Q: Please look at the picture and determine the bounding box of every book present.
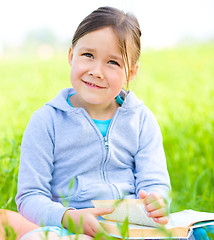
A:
[92,199,214,239]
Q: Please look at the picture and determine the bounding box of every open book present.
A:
[92,199,214,239]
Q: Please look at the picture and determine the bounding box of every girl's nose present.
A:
[88,63,104,79]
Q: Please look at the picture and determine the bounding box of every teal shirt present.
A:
[67,94,124,136]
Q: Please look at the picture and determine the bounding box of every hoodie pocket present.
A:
[53,176,83,203]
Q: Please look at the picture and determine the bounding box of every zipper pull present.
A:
[103,136,109,149]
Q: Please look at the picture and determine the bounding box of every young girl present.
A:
[15,6,171,240]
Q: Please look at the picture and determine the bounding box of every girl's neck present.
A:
[69,94,119,120]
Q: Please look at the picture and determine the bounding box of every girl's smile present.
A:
[82,80,106,89]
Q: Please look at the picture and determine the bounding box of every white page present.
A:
[166,210,214,229]
[93,199,159,227]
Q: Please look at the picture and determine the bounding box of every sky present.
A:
[0,0,214,49]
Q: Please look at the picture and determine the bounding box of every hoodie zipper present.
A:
[81,108,121,198]
[102,136,121,198]
[103,136,109,149]
[102,136,109,181]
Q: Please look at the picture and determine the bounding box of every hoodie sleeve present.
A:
[15,110,70,227]
[134,106,171,204]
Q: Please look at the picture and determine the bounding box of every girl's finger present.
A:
[144,192,162,204]
[91,207,114,216]
[139,190,148,200]
[145,198,166,212]
[153,216,169,225]
[147,207,168,218]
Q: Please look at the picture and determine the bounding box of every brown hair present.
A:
[71,6,141,87]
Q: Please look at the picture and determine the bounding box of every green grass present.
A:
[0,43,214,214]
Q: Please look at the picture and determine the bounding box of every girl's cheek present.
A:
[72,64,86,76]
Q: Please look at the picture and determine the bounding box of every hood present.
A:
[46,88,76,112]
[45,88,144,112]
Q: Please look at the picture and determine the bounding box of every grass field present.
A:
[0,42,214,215]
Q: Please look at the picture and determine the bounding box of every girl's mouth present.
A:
[82,80,105,89]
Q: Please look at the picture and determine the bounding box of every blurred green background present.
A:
[0,41,214,214]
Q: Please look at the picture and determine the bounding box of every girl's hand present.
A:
[62,207,114,237]
[139,190,169,225]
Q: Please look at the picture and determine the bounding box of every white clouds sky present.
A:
[0,0,214,48]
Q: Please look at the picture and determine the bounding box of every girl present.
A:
[15,6,171,240]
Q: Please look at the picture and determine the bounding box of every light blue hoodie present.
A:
[16,88,171,227]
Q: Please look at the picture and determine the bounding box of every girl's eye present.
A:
[108,60,120,66]
[82,53,94,59]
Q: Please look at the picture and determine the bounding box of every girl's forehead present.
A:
[74,27,121,52]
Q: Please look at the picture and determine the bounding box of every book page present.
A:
[92,199,159,228]
[166,210,214,229]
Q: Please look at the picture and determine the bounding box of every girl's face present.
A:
[68,27,137,110]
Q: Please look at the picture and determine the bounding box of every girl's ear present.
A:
[68,47,73,66]
[129,62,139,81]
[123,63,139,89]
